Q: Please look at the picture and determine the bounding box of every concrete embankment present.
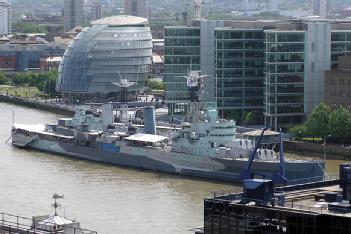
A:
[284,140,351,161]
[0,95,74,116]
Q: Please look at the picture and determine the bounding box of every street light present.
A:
[323,134,332,161]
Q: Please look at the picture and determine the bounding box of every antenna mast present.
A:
[112,74,135,103]
[179,66,207,122]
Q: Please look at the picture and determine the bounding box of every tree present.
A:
[305,103,331,139]
[329,107,351,141]
[43,76,57,97]
[289,124,309,140]
[145,79,164,90]
[12,70,58,94]
[12,22,48,34]
[0,72,8,85]
[244,111,255,125]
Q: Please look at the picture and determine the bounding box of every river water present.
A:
[0,103,346,234]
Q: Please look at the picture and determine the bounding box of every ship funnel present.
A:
[144,106,156,135]
[102,103,114,131]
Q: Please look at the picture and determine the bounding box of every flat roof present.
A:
[242,129,280,137]
[125,133,167,143]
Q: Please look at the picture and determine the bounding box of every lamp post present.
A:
[323,134,331,161]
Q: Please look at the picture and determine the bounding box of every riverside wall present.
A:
[284,140,351,160]
[0,95,74,116]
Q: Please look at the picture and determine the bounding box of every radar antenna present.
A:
[51,194,64,216]
[178,64,208,122]
[179,67,207,102]
[112,73,135,102]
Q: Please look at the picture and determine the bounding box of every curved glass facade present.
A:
[57,17,152,94]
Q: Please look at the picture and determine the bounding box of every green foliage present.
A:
[305,103,331,138]
[290,103,351,142]
[289,124,308,140]
[12,70,58,96]
[12,22,48,34]
[329,107,351,141]
[244,111,255,125]
[145,79,165,90]
[0,72,8,85]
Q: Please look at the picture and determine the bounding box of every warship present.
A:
[11,70,326,183]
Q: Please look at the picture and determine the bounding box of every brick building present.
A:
[325,56,351,110]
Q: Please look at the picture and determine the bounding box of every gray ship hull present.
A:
[12,134,325,183]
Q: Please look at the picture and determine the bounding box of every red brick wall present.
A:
[0,56,16,71]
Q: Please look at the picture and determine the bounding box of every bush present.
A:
[145,79,165,90]
[0,72,8,85]
[12,70,58,96]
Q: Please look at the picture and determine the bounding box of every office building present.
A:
[165,21,271,123]
[265,23,331,130]
[63,0,84,31]
[91,0,102,21]
[0,1,11,36]
[325,56,351,110]
[164,19,351,129]
[215,29,264,122]
[313,0,331,18]
[57,15,152,101]
[269,0,278,11]
[124,0,148,18]
[0,37,65,72]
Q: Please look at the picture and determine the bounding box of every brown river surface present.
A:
[0,103,347,234]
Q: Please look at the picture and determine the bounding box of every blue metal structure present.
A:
[240,127,287,185]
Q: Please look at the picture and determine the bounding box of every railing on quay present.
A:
[207,196,351,216]
[286,174,339,186]
[0,212,97,234]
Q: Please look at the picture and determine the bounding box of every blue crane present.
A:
[240,127,287,185]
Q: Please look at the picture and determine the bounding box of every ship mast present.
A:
[180,67,207,122]
[112,73,135,103]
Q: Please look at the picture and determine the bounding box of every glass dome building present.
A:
[56,15,152,100]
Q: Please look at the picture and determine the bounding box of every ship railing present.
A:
[0,212,97,234]
[281,200,351,216]
[211,187,243,200]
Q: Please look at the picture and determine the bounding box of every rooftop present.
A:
[125,133,168,143]
[91,15,148,27]
[242,129,280,137]
[210,182,351,218]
